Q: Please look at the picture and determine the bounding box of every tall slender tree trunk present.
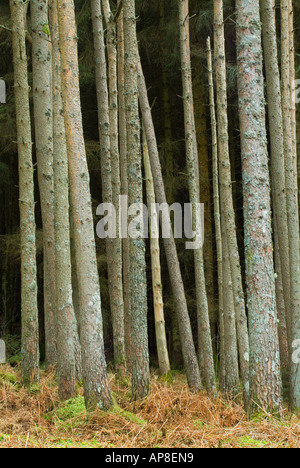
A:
[91,0,126,378]
[214,0,250,406]
[117,0,131,372]
[207,37,225,391]
[31,0,57,367]
[10,0,39,386]
[193,60,218,351]
[178,0,215,393]
[57,0,112,410]
[260,0,291,347]
[137,59,202,392]
[281,0,300,409]
[102,0,126,378]
[123,0,150,400]
[49,0,77,400]
[236,0,282,414]
[159,0,174,205]
[143,130,170,376]
[260,0,291,384]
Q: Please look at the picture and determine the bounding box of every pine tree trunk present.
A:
[260,0,291,354]
[117,1,131,372]
[57,0,112,410]
[281,0,300,409]
[102,0,126,378]
[10,0,39,386]
[91,0,126,378]
[137,60,202,392]
[193,60,218,352]
[49,0,77,400]
[143,130,170,376]
[123,0,150,400]
[207,37,225,392]
[31,0,57,367]
[178,0,215,393]
[159,0,174,205]
[214,0,250,406]
[236,0,283,414]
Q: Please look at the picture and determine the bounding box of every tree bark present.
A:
[57,0,112,410]
[281,0,300,409]
[143,129,170,376]
[10,0,39,386]
[123,0,150,400]
[214,0,250,406]
[49,0,77,400]
[137,59,202,392]
[117,0,131,372]
[260,0,291,387]
[31,0,57,367]
[178,0,216,394]
[207,37,225,392]
[91,0,126,378]
[236,0,283,414]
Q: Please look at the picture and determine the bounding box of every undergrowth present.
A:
[0,364,300,448]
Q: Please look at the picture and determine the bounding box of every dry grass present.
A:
[0,365,300,448]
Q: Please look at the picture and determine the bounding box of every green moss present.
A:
[237,435,269,448]
[27,383,41,395]
[52,396,86,422]
[157,370,173,384]
[0,372,18,386]
[109,395,147,426]
[194,420,210,429]
[42,24,50,37]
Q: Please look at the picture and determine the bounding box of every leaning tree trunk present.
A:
[137,59,202,392]
[10,0,39,386]
[31,0,57,367]
[281,0,300,409]
[236,0,283,414]
[49,0,77,400]
[57,0,112,411]
[178,0,215,394]
[214,0,250,407]
[123,0,150,401]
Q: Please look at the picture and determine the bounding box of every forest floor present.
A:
[0,364,300,448]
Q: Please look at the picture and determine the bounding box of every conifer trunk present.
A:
[10,0,39,386]
[214,0,250,405]
[117,1,131,371]
[31,0,57,367]
[207,37,225,391]
[178,0,215,393]
[49,0,77,400]
[260,0,291,351]
[123,0,150,400]
[57,0,112,410]
[143,130,170,376]
[281,0,300,408]
[91,0,126,378]
[237,0,282,414]
[137,59,202,392]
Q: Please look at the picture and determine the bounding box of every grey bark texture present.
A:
[10,0,39,386]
